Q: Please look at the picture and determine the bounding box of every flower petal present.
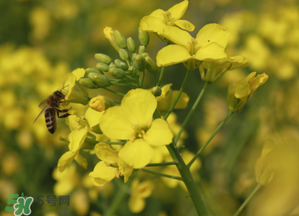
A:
[121,89,157,128]
[144,119,173,146]
[89,161,116,185]
[168,0,189,20]
[57,151,76,172]
[140,16,166,33]
[100,106,135,140]
[149,9,165,19]
[118,158,134,183]
[171,91,189,109]
[195,42,227,60]
[174,20,195,32]
[118,139,154,168]
[85,107,103,128]
[196,23,230,49]
[75,153,88,169]
[157,44,191,67]
[95,143,118,163]
[68,128,88,152]
[160,26,192,47]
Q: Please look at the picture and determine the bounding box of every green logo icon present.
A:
[5,193,34,216]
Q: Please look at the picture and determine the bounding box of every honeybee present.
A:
[34,90,72,134]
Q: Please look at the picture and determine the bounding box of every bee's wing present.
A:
[33,106,47,123]
[38,99,48,107]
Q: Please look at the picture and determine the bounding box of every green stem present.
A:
[174,82,208,146]
[140,168,182,181]
[167,143,208,215]
[146,161,178,167]
[140,70,145,88]
[164,70,191,120]
[104,172,136,216]
[233,184,261,216]
[188,111,233,168]
[102,87,125,97]
[157,66,165,86]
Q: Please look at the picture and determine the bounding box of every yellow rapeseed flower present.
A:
[227,72,268,112]
[89,143,133,186]
[140,0,194,35]
[156,24,230,71]
[100,89,173,168]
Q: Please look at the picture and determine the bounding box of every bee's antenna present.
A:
[60,85,69,90]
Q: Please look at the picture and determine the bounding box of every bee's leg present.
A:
[56,107,72,118]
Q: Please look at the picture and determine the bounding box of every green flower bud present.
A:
[138,27,150,46]
[85,67,104,75]
[88,72,111,87]
[145,56,158,75]
[138,45,146,54]
[112,29,127,49]
[109,67,126,79]
[127,37,136,52]
[119,48,129,60]
[96,63,109,72]
[115,59,128,71]
[95,53,112,65]
[109,62,117,68]
[141,52,150,58]
[79,78,99,89]
[134,54,146,71]
[151,86,162,97]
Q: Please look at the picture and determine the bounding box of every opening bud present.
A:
[138,27,149,46]
[95,53,112,65]
[127,37,136,52]
[89,95,115,112]
[112,29,127,49]
[88,72,111,87]
[138,45,146,54]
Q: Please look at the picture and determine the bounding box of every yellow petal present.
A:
[171,91,189,109]
[89,161,116,183]
[174,20,195,31]
[68,128,88,152]
[118,158,134,183]
[95,143,118,163]
[160,26,192,47]
[140,16,166,33]
[121,89,157,128]
[195,42,227,60]
[85,107,103,128]
[157,44,191,67]
[75,153,88,169]
[149,9,165,19]
[234,80,251,98]
[129,197,145,213]
[118,139,154,168]
[143,119,173,147]
[100,106,135,140]
[196,23,230,49]
[168,0,189,20]
[57,151,76,172]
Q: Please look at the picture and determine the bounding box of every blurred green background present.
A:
[1,0,299,215]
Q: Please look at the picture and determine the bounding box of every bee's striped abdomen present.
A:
[45,108,56,134]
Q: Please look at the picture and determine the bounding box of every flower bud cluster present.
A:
[79,27,158,89]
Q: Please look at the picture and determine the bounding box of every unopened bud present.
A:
[119,48,129,60]
[89,95,115,112]
[88,73,111,87]
[113,30,127,49]
[138,27,150,46]
[109,67,126,79]
[79,78,99,89]
[151,86,162,97]
[134,54,146,71]
[95,53,112,65]
[115,59,129,71]
[85,67,104,75]
[145,56,158,75]
[127,37,136,52]
[96,63,109,72]
[138,45,146,54]
[141,52,150,58]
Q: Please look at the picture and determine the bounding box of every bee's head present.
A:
[54,90,65,99]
